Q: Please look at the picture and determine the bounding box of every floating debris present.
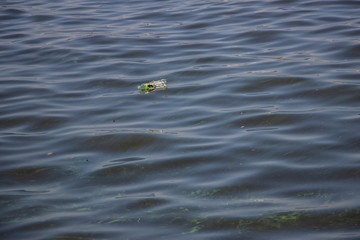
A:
[138,79,167,94]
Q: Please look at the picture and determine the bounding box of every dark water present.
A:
[1,0,360,239]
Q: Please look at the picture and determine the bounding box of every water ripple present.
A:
[1,0,360,239]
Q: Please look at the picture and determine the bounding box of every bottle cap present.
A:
[138,84,149,90]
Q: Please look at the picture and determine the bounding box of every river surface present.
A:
[1,0,360,239]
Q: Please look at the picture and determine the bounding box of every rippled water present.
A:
[1,0,360,239]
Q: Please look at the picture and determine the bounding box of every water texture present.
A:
[1,0,360,239]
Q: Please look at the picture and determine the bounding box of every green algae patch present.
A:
[77,208,92,212]
[189,188,221,198]
[183,208,360,234]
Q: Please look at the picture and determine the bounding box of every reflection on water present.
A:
[1,0,360,239]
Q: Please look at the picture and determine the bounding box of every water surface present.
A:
[1,0,360,239]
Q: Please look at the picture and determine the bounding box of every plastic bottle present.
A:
[138,79,167,92]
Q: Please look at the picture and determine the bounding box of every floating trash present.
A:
[138,79,167,93]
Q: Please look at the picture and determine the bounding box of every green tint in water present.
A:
[184,208,360,234]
